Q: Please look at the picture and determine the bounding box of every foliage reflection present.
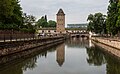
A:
[86,45,120,74]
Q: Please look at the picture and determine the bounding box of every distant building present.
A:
[37,9,88,34]
[67,24,88,29]
[38,28,56,34]
[56,9,65,33]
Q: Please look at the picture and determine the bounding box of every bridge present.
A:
[67,31,90,38]
[70,32,89,38]
[37,27,90,38]
[38,29,90,38]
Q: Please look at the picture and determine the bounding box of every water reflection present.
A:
[0,46,57,74]
[106,56,120,74]
[87,45,120,74]
[86,46,106,66]
[0,38,120,74]
[56,43,65,67]
[66,38,89,48]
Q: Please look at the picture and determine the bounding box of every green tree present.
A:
[87,13,106,34]
[21,13,36,33]
[23,13,36,26]
[11,0,23,27]
[87,14,94,32]
[0,0,23,30]
[36,16,48,28]
[48,20,56,27]
[116,1,120,37]
[106,0,119,36]
[45,15,47,22]
[0,0,14,24]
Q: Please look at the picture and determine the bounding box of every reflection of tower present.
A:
[56,8,65,33]
[56,43,65,67]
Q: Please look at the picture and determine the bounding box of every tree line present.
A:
[0,0,56,33]
[87,0,120,37]
[36,15,56,28]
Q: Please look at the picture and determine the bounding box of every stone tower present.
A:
[56,9,65,33]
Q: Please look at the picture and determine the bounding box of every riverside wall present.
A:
[0,40,64,65]
[0,36,65,57]
[92,37,120,58]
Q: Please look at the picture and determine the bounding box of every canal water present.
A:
[0,38,120,74]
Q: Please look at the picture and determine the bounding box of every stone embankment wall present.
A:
[0,36,65,57]
[0,40,63,64]
[92,37,120,58]
[92,37,120,49]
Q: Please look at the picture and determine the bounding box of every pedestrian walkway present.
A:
[0,38,34,42]
[0,35,64,43]
[92,37,120,50]
[100,37,120,42]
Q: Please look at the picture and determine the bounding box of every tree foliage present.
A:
[48,20,56,27]
[106,0,119,35]
[23,13,36,25]
[45,15,47,22]
[21,13,36,33]
[87,0,120,36]
[0,0,37,33]
[0,0,23,25]
[0,0,14,24]
[36,15,56,28]
[0,0,23,30]
[87,13,106,34]
[116,1,120,34]
[36,16,47,28]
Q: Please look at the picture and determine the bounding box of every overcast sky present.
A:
[20,0,109,25]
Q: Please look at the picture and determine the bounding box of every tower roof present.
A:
[57,9,65,15]
[57,60,64,67]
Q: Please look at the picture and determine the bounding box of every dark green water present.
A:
[0,38,120,74]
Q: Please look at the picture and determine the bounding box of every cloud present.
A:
[20,0,109,25]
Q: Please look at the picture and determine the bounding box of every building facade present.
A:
[56,9,65,33]
[67,24,88,28]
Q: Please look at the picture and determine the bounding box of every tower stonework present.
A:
[56,9,65,33]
